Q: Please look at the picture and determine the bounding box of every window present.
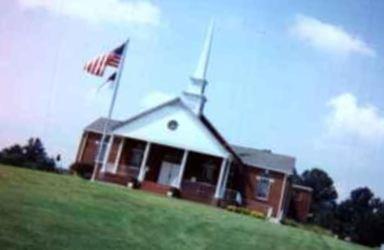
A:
[167,120,178,131]
[202,161,216,184]
[256,176,271,200]
[128,145,144,167]
[163,154,179,163]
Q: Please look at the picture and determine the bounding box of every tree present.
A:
[299,168,338,228]
[0,144,25,166]
[0,138,56,172]
[335,187,384,247]
[289,167,384,247]
[24,138,47,162]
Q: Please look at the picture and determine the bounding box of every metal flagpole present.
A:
[91,39,130,181]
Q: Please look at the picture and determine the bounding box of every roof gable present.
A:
[111,99,230,157]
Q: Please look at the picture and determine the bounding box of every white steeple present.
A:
[182,21,214,115]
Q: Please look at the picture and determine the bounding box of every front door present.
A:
[158,161,180,187]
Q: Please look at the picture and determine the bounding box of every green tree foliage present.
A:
[0,138,56,172]
[293,168,338,228]
[292,167,384,247]
[335,187,384,247]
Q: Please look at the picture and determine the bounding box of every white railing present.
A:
[104,163,115,173]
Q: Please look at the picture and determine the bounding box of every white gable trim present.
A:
[110,99,231,158]
[114,98,181,130]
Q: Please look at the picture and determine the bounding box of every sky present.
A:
[0,0,383,199]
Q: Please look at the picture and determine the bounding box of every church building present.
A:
[75,25,312,221]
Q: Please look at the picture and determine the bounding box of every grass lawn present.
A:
[0,165,369,250]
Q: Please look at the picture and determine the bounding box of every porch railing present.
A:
[223,188,238,203]
[124,165,140,178]
[104,164,140,179]
[181,180,216,199]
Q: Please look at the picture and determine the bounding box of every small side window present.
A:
[256,176,271,200]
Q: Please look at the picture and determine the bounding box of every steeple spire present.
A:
[183,21,215,115]
[192,20,214,81]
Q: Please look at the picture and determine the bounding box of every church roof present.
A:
[231,145,295,175]
[84,117,123,133]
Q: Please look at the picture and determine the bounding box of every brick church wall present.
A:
[241,166,288,217]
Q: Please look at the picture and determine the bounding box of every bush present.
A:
[226,205,266,220]
[250,211,265,219]
[69,162,94,179]
[282,218,301,228]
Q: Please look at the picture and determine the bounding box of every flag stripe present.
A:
[84,43,125,77]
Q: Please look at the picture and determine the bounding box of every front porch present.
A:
[95,135,235,205]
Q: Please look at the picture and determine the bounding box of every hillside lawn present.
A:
[0,165,369,250]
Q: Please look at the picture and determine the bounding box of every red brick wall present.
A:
[79,132,102,164]
[107,137,122,164]
[241,166,287,217]
[76,132,291,217]
[291,187,312,222]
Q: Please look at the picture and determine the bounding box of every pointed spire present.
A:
[182,21,215,115]
[192,20,214,81]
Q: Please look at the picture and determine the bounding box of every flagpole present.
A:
[91,39,130,181]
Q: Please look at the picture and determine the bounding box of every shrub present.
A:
[226,206,266,220]
[282,218,300,228]
[250,211,265,219]
[69,162,94,179]
[227,205,237,212]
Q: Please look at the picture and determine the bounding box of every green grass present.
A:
[0,165,369,250]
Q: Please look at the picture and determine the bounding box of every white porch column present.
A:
[138,142,151,182]
[277,174,288,220]
[76,132,88,162]
[113,138,125,174]
[175,150,189,189]
[101,135,114,172]
[214,158,228,199]
[219,160,231,198]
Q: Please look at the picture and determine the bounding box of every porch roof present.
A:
[84,117,123,133]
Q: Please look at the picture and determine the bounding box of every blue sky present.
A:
[0,0,383,199]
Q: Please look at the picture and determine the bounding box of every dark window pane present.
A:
[256,178,270,199]
[128,148,144,167]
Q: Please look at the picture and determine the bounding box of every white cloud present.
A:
[17,0,161,26]
[326,93,384,141]
[290,14,375,57]
[140,91,175,109]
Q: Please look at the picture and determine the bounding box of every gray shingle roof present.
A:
[230,145,295,175]
[84,117,123,133]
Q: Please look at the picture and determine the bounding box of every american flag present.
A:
[84,43,125,77]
